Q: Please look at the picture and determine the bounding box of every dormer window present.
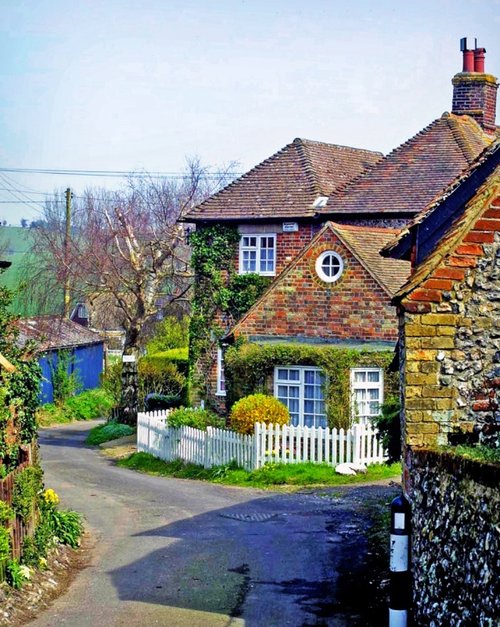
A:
[313,196,329,208]
[239,234,276,276]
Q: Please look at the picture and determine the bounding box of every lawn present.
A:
[117,452,401,489]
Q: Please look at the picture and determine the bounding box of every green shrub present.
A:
[100,361,122,403]
[37,389,115,426]
[148,348,189,376]
[50,350,82,402]
[144,393,181,411]
[168,407,224,431]
[0,526,11,562]
[230,394,290,435]
[51,509,83,548]
[0,501,14,524]
[146,315,189,354]
[6,559,26,589]
[370,396,401,463]
[64,388,115,420]
[12,466,43,521]
[86,422,135,446]
[138,357,186,409]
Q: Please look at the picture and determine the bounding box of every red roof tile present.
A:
[332,224,411,295]
[325,114,495,216]
[184,138,382,221]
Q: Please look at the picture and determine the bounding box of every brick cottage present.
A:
[184,40,498,428]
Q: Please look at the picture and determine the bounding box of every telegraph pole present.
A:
[63,187,72,316]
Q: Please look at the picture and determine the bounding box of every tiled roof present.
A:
[382,139,500,261]
[332,224,411,295]
[184,138,382,221]
[388,142,500,300]
[16,316,103,352]
[325,113,495,216]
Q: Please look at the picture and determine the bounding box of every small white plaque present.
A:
[122,355,136,363]
[394,512,406,530]
[282,222,298,232]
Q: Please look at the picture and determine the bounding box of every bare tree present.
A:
[23,159,236,423]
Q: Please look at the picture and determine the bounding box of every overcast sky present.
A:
[1,0,499,225]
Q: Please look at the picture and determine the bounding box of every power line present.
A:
[0,167,243,179]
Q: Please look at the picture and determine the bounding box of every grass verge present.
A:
[86,422,136,446]
[37,389,115,427]
[117,453,401,488]
[443,444,500,464]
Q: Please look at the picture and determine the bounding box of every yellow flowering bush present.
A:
[229,394,290,435]
[42,489,59,506]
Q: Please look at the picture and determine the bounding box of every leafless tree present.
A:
[23,158,236,422]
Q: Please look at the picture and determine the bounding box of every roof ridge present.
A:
[295,139,322,196]
[446,113,485,163]
[299,137,383,158]
[334,224,400,234]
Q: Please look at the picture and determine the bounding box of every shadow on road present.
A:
[107,484,396,626]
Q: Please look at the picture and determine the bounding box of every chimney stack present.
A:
[452,37,498,134]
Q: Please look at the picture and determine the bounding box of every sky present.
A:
[1,0,499,225]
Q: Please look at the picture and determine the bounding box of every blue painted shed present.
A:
[16,316,104,404]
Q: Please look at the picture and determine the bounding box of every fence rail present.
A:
[137,411,386,471]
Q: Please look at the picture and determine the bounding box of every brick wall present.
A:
[400,192,500,448]
[237,228,398,342]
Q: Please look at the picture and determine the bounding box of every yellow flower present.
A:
[38,557,47,569]
[43,489,59,506]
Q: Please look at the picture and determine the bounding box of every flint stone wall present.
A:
[407,447,499,626]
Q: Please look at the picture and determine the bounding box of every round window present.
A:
[315,251,344,283]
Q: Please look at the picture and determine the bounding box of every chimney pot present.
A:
[474,48,486,73]
[463,49,474,72]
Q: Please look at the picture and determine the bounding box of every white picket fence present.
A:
[137,411,386,471]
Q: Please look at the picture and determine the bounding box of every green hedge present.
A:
[224,342,397,430]
[145,348,189,376]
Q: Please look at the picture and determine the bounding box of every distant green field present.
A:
[0,226,62,316]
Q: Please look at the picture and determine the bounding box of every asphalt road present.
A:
[31,421,395,627]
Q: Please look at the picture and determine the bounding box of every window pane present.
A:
[367,371,380,382]
[303,414,314,427]
[277,369,289,380]
[304,399,314,414]
[354,371,366,383]
[289,370,300,381]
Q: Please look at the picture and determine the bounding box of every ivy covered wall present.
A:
[188,225,270,403]
[224,341,397,429]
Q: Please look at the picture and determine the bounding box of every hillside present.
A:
[0,226,62,316]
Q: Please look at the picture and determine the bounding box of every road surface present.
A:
[31,421,395,626]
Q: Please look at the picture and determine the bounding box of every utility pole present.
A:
[63,187,72,317]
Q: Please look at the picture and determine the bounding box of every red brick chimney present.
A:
[452,37,498,134]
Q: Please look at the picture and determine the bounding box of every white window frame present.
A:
[239,234,276,276]
[274,366,327,428]
[216,348,226,396]
[350,368,384,425]
[315,250,344,283]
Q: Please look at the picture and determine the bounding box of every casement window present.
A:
[216,349,226,396]
[239,234,276,276]
[274,366,327,428]
[350,368,383,425]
